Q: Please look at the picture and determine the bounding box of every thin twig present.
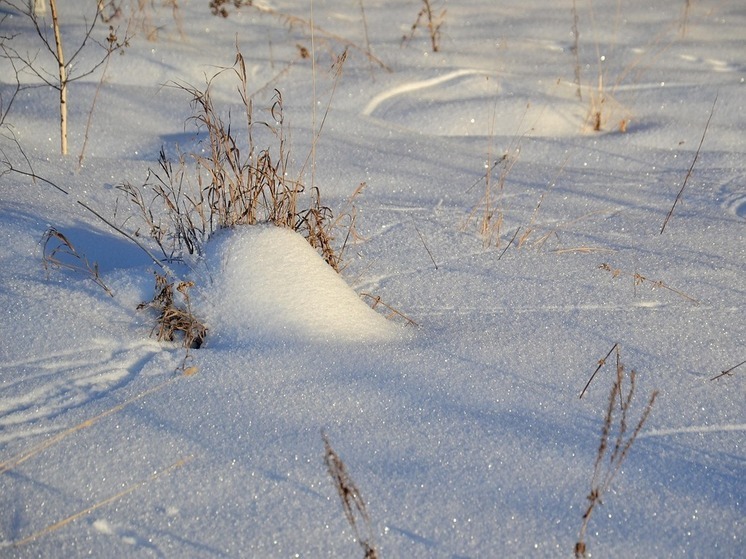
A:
[580,343,619,399]
[497,226,520,260]
[361,293,419,326]
[412,220,438,270]
[41,227,114,297]
[77,199,169,273]
[661,93,718,234]
[710,359,746,381]
[12,456,193,547]
[599,263,699,305]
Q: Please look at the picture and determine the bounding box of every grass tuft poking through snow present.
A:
[576,346,659,558]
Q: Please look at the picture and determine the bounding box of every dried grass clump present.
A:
[120,51,349,271]
[569,0,683,133]
[575,345,658,558]
[138,273,206,349]
[463,148,517,248]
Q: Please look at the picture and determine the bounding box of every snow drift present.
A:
[202,226,399,344]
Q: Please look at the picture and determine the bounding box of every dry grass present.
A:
[120,50,347,271]
[323,432,379,559]
[119,47,376,348]
[710,359,745,382]
[11,456,193,547]
[599,262,699,304]
[463,148,518,248]
[575,345,658,557]
[41,227,114,297]
[679,0,692,37]
[137,273,207,349]
[402,0,446,53]
[0,365,194,477]
[209,0,389,70]
[473,153,613,256]
[570,0,683,133]
[660,93,717,234]
[360,293,419,327]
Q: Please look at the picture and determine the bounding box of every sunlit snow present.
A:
[203,225,399,344]
[0,1,743,558]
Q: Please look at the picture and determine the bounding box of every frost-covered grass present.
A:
[0,1,744,557]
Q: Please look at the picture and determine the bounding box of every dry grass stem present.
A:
[210,0,390,70]
[412,220,438,270]
[41,227,113,297]
[514,156,571,251]
[322,433,379,559]
[1,0,129,154]
[515,207,611,254]
[464,150,518,248]
[680,0,692,37]
[660,93,717,234]
[12,456,193,547]
[710,359,745,381]
[571,0,582,100]
[599,263,699,304]
[552,246,615,254]
[575,345,658,557]
[403,0,446,53]
[78,21,134,167]
[579,343,619,399]
[0,370,191,476]
[2,129,169,272]
[571,1,681,132]
[361,293,419,327]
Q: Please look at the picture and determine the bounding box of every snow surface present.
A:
[0,1,744,558]
[203,226,400,344]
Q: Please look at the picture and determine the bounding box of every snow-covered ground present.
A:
[1,1,744,557]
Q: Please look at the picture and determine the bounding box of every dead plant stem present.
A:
[661,93,718,234]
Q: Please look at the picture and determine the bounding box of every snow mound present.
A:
[203,226,399,344]
[363,70,590,137]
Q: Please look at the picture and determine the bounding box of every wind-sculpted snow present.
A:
[0,1,744,557]
[202,226,400,344]
[362,69,590,137]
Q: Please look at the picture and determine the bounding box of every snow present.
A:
[202,225,400,344]
[0,1,744,558]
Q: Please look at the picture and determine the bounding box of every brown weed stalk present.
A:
[361,293,419,327]
[710,359,746,381]
[323,432,379,559]
[463,149,517,248]
[576,346,658,557]
[403,0,446,53]
[660,93,717,234]
[209,0,389,70]
[599,263,699,304]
